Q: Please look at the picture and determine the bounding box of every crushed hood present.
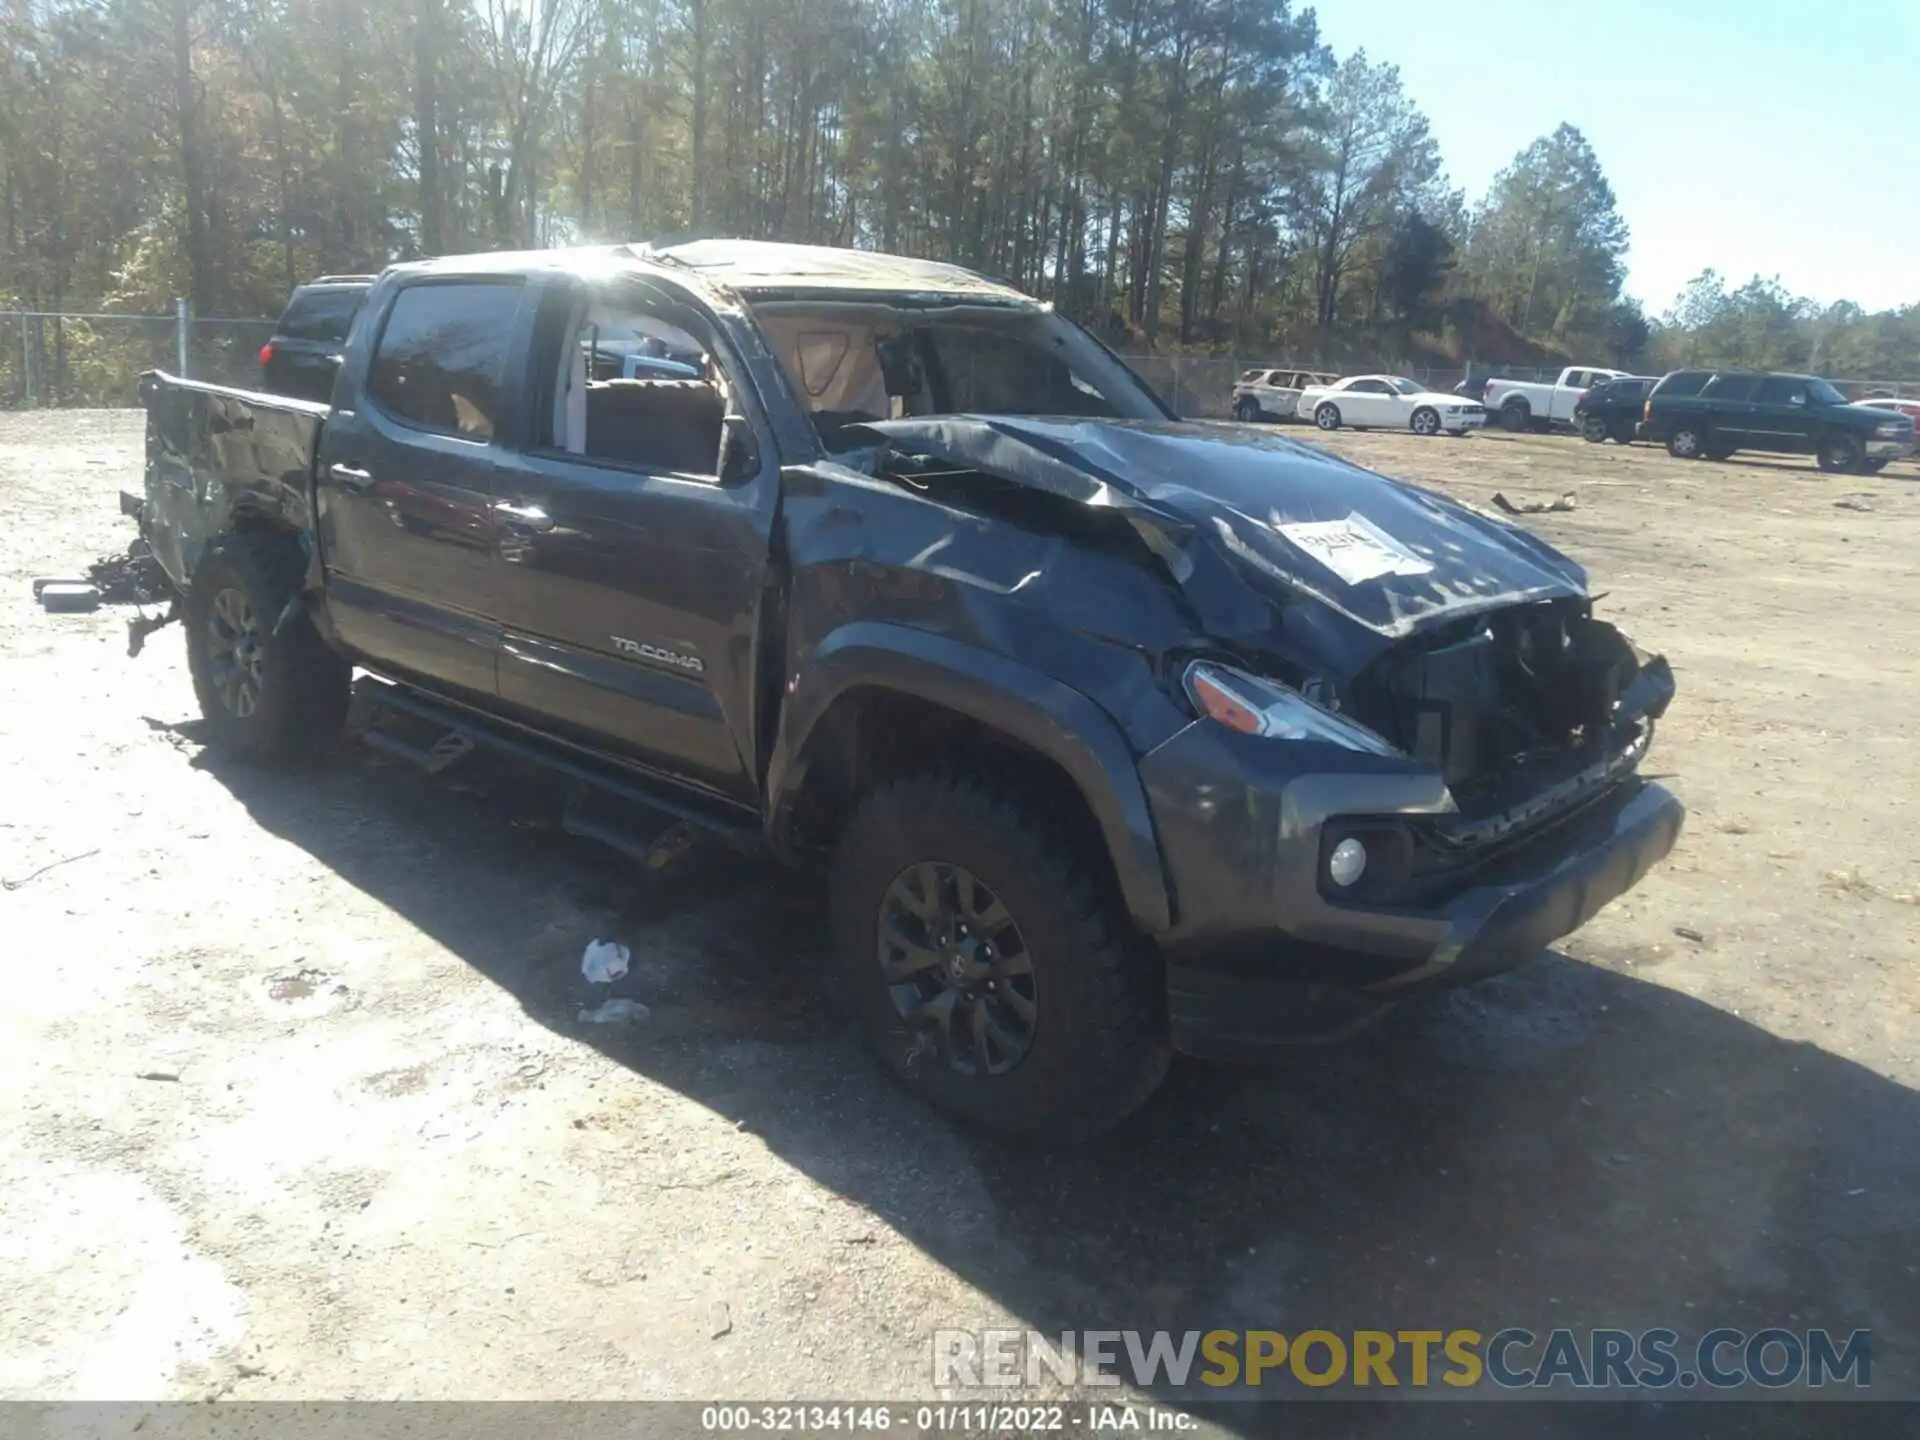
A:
[854,416,1589,661]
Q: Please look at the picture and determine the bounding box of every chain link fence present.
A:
[2,309,275,408]
[5,311,1918,415]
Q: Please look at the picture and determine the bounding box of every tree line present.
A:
[4,0,1917,402]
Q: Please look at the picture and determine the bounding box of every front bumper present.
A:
[1139,724,1684,1061]
[1866,437,1915,460]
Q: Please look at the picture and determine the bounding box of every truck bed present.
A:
[136,371,329,593]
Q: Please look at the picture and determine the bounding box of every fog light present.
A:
[1328,837,1368,888]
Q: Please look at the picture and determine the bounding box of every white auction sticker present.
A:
[1276,512,1436,585]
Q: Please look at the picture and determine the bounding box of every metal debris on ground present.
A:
[87,540,170,603]
[1492,491,1578,515]
[2,848,101,891]
[581,940,631,984]
[37,582,102,612]
[710,1301,733,1339]
[1673,925,1707,943]
[1833,497,1875,512]
[578,997,649,1025]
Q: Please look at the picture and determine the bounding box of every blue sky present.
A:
[1310,0,1920,316]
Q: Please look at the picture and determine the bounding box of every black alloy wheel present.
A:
[878,860,1037,1077]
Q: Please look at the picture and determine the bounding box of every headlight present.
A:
[1182,660,1402,754]
[1876,421,1902,437]
[1445,405,1461,414]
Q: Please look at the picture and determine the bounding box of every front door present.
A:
[1750,374,1816,453]
[316,277,528,699]
[1343,379,1393,424]
[489,278,779,806]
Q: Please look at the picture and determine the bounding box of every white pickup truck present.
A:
[1483,366,1625,433]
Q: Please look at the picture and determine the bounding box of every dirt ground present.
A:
[1,410,1916,1428]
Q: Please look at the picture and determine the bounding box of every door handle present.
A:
[492,501,554,533]
[328,463,375,492]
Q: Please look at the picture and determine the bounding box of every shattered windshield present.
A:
[748,298,1170,447]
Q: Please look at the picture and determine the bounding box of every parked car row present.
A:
[1224,358,1916,475]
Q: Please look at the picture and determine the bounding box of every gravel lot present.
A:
[1,411,1916,1428]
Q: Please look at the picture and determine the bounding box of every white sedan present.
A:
[1298,374,1487,437]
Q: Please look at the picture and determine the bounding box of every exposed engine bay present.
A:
[1347,597,1674,820]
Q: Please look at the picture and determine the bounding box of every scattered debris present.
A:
[1492,491,1578,516]
[136,1070,182,1083]
[709,1301,733,1339]
[87,542,170,603]
[37,582,102,612]
[1833,496,1875,513]
[578,997,650,1026]
[2,848,101,891]
[267,968,333,1001]
[32,576,90,597]
[581,939,631,984]
[1847,1188,1867,1198]
[1673,925,1707,943]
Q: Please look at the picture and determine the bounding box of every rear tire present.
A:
[1410,406,1440,437]
[1818,431,1866,474]
[829,774,1170,1141]
[1499,401,1530,433]
[1667,425,1705,460]
[1314,403,1341,431]
[185,532,350,759]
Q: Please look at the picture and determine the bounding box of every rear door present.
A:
[316,276,528,699]
[1556,369,1590,422]
[1699,373,1760,449]
[487,274,780,806]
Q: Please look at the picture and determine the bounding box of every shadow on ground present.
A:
[195,737,1919,1437]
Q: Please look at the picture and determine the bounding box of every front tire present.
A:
[185,533,350,759]
[1581,415,1609,443]
[1234,398,1261,423]
[1314,403,1341,431]
[1667,425,1704,460]
[1818,431,1865,474]
[1410,406,1440,437]
[829,774,1170,1141]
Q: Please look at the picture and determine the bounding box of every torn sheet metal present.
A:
[852,416,1589,652]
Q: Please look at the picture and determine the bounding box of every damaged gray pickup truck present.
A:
[130,240,1683,1139]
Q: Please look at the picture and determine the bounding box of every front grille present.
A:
[1461,405,1486,416]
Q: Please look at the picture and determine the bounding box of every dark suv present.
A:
[1641,369,1916,473]
[258,276,372,402]
[1574,375,1654,444]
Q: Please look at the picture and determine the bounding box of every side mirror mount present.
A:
[720,413,759,482]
